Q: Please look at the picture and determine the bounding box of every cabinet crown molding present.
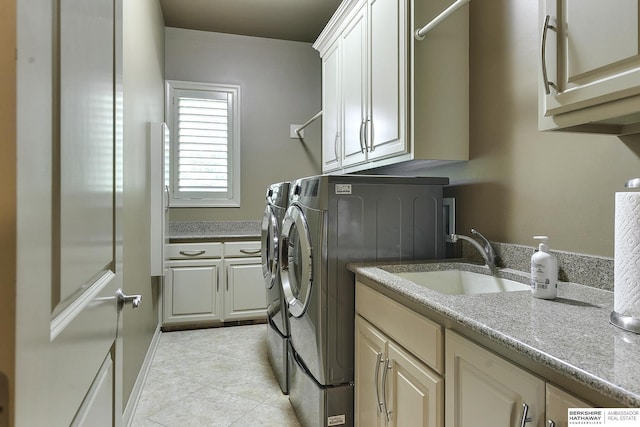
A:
[313,0,363,54]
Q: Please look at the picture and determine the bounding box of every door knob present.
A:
[116,289,142,308]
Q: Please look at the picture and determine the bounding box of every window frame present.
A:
[165,80,241,208]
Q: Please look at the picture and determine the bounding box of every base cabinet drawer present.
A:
[356,281,443,374]
[224,241,262,257]
[167,242,222,259]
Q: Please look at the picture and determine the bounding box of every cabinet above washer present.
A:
[314,0,469,174]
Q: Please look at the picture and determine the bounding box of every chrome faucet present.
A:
[450,228,497,270]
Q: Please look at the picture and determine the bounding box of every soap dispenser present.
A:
[530,236,558,299]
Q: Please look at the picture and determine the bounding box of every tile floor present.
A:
[131,324,301,427]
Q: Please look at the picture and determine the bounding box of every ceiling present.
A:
[159,0,343,43]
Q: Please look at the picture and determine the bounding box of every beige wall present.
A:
[122,0,165,408]
[407,0,640,258]
[1,0,16,423]
[164,28,322,222]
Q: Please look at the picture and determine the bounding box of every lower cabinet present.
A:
[355,316,387,427]
[546,384,593,427]
[355,282,444,427]
[356,317,443,427]
[223,257,265,321]
[445,330,545,427]
[355,281,602,427]
[388,341,442,427]
[164,258,223,325]
[163,241,266,328]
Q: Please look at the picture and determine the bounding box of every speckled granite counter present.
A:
[169,221,261,242]
[348,260,640,407]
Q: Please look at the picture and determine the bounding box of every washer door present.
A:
[280,205,313,318]
[261,204,279,290]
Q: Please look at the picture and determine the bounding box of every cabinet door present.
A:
[163,259,222,325]
[387,342,443,427]
[224,257,267,321]
[445,330,545,427]
[322,39,342,172]
[368,0,407,160]
[546,384,593,427]
[541,0,640,117]
[341,3,369,168]
[355,316,387,427]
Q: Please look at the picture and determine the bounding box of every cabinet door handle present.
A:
[382,358,392,422]
[179,250,205,257]
[520,403,533,427]
[374,352,384,413]
[334,132,340,163]
[541,14,557,95]
[547,421,556,427]
[366,118,374,152]
[240,249,261,255]
[359,118,366,153]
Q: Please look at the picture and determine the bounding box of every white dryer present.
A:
[261,181,290,394]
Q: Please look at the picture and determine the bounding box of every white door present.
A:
[16,0,133,425]
[224,258,267,321]
[541,0,640,116]
[355,316,387,427]
[322,40,342,172]
[341,3,368,168]
[546,384,593,427]
[445,331,545,427]
[368,0,407,160]
[165,261,222,323]
[387,342,443,427]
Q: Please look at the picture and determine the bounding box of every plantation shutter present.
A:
[167,82,241,207]
[175,88,230,197]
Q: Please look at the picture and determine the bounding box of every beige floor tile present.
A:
[230,399,301,427]
[148,385,261,426]
[131,324,298,427]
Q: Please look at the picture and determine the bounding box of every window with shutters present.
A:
[165,80,241,207]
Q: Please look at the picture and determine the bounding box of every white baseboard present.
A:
[122,324,162,427]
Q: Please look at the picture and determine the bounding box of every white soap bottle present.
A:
[530,236,558,299]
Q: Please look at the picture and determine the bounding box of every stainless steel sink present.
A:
[393,269,530,295]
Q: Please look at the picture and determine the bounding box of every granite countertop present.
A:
[348,260,640,407]
[169,221,261,241]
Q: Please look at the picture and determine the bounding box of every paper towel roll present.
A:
[614,192,640,318]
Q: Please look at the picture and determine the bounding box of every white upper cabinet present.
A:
[341,2,369,168]
[322,40,342,172]
[368,0,407,161]
[314,0,467,173]
[539,0,640,134]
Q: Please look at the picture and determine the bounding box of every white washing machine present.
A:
[280,174,449,426]
[261,181,291,394]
